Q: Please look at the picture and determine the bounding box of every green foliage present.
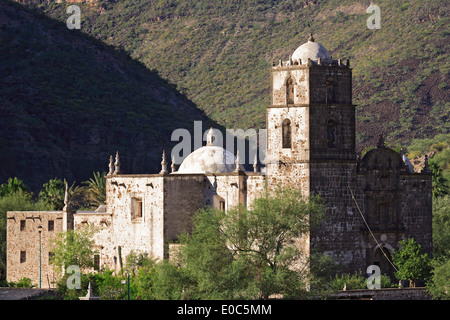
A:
[0,177,28,197]
[329,272,367,291]
[328,272,395,291]
[38,178,66,210]
[13,0,448,149]
[171,187,327,299]
[49,225,98,275]
[15,277,34,288]
[427,258,450,300]
[151,261,189,300]
[94,269,128,300]
[392,238,432,287]
[408,134,450,159]
[430,161,450,198]
[380,274,397,288]
[81,172,106,208]
[56,272,94,300]
[432,195,450,259]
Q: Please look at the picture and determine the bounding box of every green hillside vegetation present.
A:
[21,0,450,150]
[407,133,450,186]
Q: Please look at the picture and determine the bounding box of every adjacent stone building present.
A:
[6,35,432,288]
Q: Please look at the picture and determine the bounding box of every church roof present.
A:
[176,145,240,174]
[176,128,244,174]
[292,34,332,63]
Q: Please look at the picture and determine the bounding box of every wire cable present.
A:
[347,184,399,272]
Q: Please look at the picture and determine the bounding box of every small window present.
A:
[219,200,225,211]
[48,220,54,231]
[20,220,26,231]
[282,119,292,149]
[286,76,295,104]
[20,251,26,263]
[131,197,143,221]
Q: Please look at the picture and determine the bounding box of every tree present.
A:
[0,177,28,197]
[172,187,326,299]
[38,178,66,210]
[49,225,98,275]
[427,258,450,300]
[432,195,450,259]
[82,172,106,208]
[430,161,449,198]
[392,238,431,287]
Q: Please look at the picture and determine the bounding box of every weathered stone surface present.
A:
[6,211,66,288]
[6,38,432,288]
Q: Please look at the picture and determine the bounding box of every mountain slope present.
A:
[19,0,450,151]
[0,0,211,192]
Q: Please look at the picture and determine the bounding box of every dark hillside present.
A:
[0,0,211,192]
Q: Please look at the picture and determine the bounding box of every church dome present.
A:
[292,34,331,63]
[176,128,244,174]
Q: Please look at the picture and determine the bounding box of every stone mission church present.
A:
[7,35,432,288]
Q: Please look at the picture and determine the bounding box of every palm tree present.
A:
[82,172,106,208]
[0,177,28,197]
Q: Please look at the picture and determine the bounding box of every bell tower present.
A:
[266,34,356,195]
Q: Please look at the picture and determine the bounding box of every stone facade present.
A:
[6,36,432,288]
[6,210,70,287]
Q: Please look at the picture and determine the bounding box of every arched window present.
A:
[327,119,337,148]
[286,76,295,104]
[282,119,292,149]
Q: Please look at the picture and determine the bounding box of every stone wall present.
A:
[309,66,352,105]
[310,162,366,273]
[356,147,433,277]
[73,211,113,270]
[104,175,165,267]
[266,104,310,195]
[399,173,433,254]
[271,67,310,105]
[309,104,356,160]
[7,211,64,288]
[164,174,205,244]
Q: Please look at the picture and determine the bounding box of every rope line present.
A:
[347,185,399,272]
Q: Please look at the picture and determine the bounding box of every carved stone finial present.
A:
[377,134,385,148]
[253,153,259,173]
[114,151,120,175]
[160,150,168,174]
[206,127,215,146]
[422,154,431,173]
[63,180,70,212]
[108,155,114,176]
[235,151,241,172]
[64,180,69,207]
[171,154,177,173]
